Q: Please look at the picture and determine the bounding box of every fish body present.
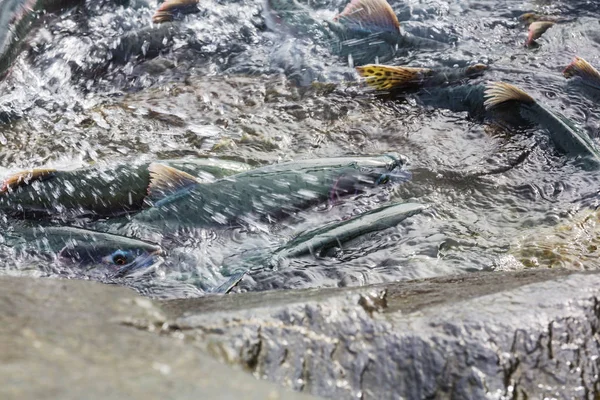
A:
[0,158,250,219]
[2,224,162,278]
[216,201,425,293]
[264,0,448,66]
[272,201,426,259]
[484,82,600,165]
[133,154,408,230]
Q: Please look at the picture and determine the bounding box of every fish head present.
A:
[56,231,163,278]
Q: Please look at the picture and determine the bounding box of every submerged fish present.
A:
[0,0,82,78]
[484,82,600,165]
[264,0,448,66]
[357,66,525,122]
[131,154,408,231]
[218,201,426,292]
[563,56,600,102]
[0,158,250,219]
[3,225,162,278]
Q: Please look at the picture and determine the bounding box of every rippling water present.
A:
[0,0,599,298]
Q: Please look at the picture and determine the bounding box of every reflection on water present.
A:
[0,0,599,298]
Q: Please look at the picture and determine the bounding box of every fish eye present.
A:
[110,250,134,266]
[377,175,390,185]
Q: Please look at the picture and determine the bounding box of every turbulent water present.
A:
[0,0,599,298]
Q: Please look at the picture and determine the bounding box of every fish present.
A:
[2,225,162,278]
[356,66,527,123]
[152,0,200,23]
[0,157,251,219]
[271,201,426,259]
[131,154,409,231]
[526,21,555,46]
[217,202,426,292]
[264,0,449,67]
[563,56,600,102]
[519,13,564,25]
[356,63,488,91]
[484,81,600,165]
[0,0,83,78]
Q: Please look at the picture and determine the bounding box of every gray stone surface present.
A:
[0,276,317,400]
[160,269,600,400]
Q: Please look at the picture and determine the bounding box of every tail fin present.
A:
[334,0,400,34]
[356,64,431,90]
[484,82,535,109]
[563,57,600,85]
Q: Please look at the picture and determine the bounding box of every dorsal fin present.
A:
[526,21,555,45]
[563,57,600,83]
[356,64,432,90]
[484,82,536,110]
[0,168,57,194]
[334,0,400,34]
[147,163,199,201]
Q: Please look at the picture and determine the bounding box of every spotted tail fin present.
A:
[356,64,432,90]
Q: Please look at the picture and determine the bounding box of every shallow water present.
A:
[0,0,599,298]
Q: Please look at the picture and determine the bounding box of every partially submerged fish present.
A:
[132,154,409,231]
[0,158,250,219]
[563,56,600,102]
[152,0,199,23]
[218,201,426,292]
[0,0,82,78]
[356,63,488,91]
[526,21,555,46]
[519,13,564,25]
[3,225,162,278]
[484,82,600,164]
[272,201,426,259]
[264,0,448,66]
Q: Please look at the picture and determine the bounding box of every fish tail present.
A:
[356,64,431,90]
[334,0,400,34]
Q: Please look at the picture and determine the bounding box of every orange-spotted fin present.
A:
[563,57,600,85]
[0,168,57,194]
[334,0,400,34]
[484,82,535,110]
[356,64,432,90]
[152,0,199,24]
[147,163,200,202]
[526,21,555,46]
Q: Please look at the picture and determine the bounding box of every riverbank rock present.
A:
[0,276,315,400]
[2,269,599,399]
[160,269,600,399]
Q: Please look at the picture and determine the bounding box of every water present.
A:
[0,0,599,298]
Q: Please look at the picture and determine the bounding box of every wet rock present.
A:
[0,276,316,400]
[160,269,600,399]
